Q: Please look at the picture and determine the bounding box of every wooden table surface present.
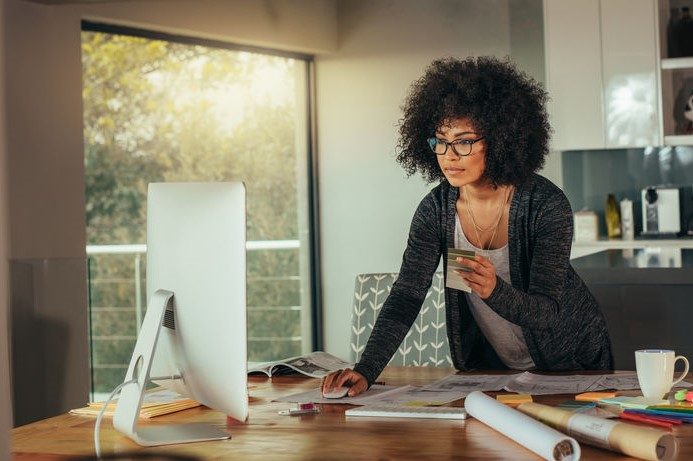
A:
[11,367,693,460]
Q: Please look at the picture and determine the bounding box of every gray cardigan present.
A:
[354,174,613,385]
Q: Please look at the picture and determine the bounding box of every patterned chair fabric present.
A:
[350,272,452,367]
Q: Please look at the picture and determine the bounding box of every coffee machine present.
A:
[641,186,679,236]
[641,185,692,237]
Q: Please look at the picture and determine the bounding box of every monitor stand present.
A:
[112,289,230,447]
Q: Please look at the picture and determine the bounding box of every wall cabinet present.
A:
[657,0,693,145]
[544,0,661,150]
[544,0,605,150]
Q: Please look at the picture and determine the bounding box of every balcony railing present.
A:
[87,240,306,397]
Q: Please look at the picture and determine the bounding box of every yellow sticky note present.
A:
[575,391,616,402]
[496,394,533,405]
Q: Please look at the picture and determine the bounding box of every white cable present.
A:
[93,374,183,458]
[94,378,136,458]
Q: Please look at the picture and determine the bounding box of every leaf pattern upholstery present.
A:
[350,273,452,367]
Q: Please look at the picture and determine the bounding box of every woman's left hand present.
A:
[456,255,497,299]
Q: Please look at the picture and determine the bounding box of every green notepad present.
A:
[598,396,666,409]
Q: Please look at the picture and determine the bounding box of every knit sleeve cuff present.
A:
[353,362,380,388]
[485,275,511,308]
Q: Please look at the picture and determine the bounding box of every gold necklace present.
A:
[463,185,507,232]
[463,186,510,252]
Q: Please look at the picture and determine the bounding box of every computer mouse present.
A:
[322,386,350,399]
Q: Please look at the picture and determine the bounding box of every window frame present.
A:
[81,20,324,351]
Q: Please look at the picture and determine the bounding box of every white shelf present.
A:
[664,134,693,145]
[661,57,693,70]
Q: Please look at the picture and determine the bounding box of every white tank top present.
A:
[454,213,535,370]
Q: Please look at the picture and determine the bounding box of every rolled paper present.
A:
[465,391,580,460]
[518,402,678,461]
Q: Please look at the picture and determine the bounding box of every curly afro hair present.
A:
[396,56,551,186]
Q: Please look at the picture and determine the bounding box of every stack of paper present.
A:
[70,387,200,419]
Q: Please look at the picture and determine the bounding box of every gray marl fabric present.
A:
[353,174,613,385]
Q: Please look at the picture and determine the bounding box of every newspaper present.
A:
[356,385,466,407]
[274,384,403,405]
[422,374,517,392]
[591,373,693,391]
[504,372,601,395]
[248,351,353,378]
[422,372,693,396]
[274,372,678,406]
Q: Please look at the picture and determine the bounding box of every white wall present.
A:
[0,0,12,452]
[317,0,548,359]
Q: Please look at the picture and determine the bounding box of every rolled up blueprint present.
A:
[465,391,580,460]
[517,402,677,461]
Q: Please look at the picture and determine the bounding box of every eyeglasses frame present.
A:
[427,136,485,157]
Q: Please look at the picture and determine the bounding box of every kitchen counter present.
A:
[571,247,693,284]
[571,249,693,369]
[570,238,693,259]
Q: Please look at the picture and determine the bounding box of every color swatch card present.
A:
[446,248,475,293]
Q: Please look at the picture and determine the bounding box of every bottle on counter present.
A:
[574,210,599,242]
[620,198,635,240]
[605,194,622,239]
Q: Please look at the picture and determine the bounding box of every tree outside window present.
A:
[82,29,314,397]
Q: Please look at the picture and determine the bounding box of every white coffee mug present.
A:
[635,349,689,401]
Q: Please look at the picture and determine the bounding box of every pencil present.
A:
[618,412,674,430]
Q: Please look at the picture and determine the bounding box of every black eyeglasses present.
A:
[426,136,485,157]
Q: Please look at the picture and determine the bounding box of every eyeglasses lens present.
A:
[427,139,472,156]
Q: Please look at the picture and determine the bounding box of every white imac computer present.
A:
[112,182,248,447]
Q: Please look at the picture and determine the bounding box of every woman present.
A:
[323,57,613,397]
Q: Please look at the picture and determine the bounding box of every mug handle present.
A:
[672,356,690,387]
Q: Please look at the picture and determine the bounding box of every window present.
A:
[81,23,319,399]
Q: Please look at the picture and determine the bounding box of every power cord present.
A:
[94,378,136,458]
[94,374,183,458]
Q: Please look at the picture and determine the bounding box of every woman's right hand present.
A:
[321,368,368,397]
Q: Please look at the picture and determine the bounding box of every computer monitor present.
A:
[113,182,248,447]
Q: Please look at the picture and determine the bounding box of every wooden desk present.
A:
[12,368,693,460]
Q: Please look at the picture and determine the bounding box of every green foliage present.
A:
[83,32,310,394]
